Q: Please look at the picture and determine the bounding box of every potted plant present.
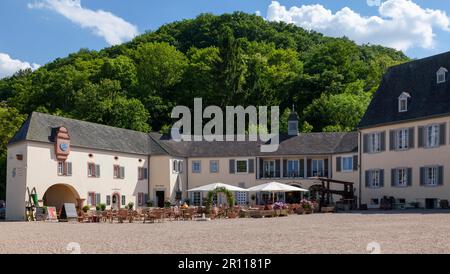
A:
[100,203,106,211]
[127,202,134,210]
[95,204,101,211]
[146,200,154,208]
[164,200,172,208]
[82,205,90,213]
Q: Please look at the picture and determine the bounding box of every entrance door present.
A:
[112,193,120,210]
[156,191,165,208]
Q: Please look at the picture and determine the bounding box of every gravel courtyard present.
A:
[1,211,450,254]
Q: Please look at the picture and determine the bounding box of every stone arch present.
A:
[43,184,80,212]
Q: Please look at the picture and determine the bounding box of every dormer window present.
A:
[437,67,448,84]
[398,92,411,113]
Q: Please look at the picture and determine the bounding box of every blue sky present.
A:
[1,0,450,78]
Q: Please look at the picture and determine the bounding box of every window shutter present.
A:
[363,134,369,153]
[178,161,183,173]
[121,195,126,206]
[391,169,396,187]
[275,160,281,177]
[438,166,444,186]
[380,132,386,151]
[324,159,329,177]
[418,127,424,148]
[283,159,287,177]
[300,159,305,178]
[420,167,425,186]
[229,159,235,174]
[407,168,412,187]
[408,128,415,149]
[440,123,446,146]
[95,165,100,177]
[144,168,148,179]
[380,170,384,187]
[365,171,370,188]
[248,159,254,174]
[307,159,312,177]
[353,155,358,171]
[106,195,111,206]
[66,162,72,176]
[336,157,342,172]
[96,193,101,205]
[120,166,125,179]
[389,130,396,151]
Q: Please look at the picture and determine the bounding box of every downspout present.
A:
[358,131,362,208]
[185,158,189,201]
[148,155,151,203]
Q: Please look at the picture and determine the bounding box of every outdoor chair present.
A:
[143,209,157,223]
[172,207,182,221]
[117,209,131,223]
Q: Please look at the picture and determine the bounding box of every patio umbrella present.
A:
[247,182,308,203]
[188,182,248,192]
[188,183,248,206]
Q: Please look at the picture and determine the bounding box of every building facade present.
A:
[358,51,450,209]
[6,112,358,220]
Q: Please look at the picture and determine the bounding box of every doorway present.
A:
[156,191,165,208]
[425,199,437,209]
[112,193,120,210]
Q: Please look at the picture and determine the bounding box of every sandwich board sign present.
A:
[47,207,58,221]
[60,203,78,221]
[34,207,47,221]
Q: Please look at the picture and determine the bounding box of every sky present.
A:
[1,0,450,78]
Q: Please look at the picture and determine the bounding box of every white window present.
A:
[369,133,381,153]
[396,129,409,150]
[425,167,438,186]
[263,160,276,178]
[425,125,440,148]
[87,192,96,206]
[236,160,248,173]
[399,98,408,112]
[287,160,299,177]
[437,67,447,83]
[113,165,125,179]
[369,170,381,188]
[172,160,183,173]
[138,167,148,180]
[210,160,219,173]
[312,159,325,177]
[341,157,353,172]
[396,168,408,187]
[58,161,72,176]
[88,163,100,178]
[192,161,201,173]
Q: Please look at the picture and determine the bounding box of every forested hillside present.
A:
[0,12,409,199]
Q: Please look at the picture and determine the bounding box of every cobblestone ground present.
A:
[1,211,450,254]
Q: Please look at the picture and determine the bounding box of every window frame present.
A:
[399,98,408,112]
[87,162,97,178]
[437,69,447,84]
[192,160,201,173]
[425,166,439,186]
[287,159,300,178]
[395,168,408,187]
[312,159,325,177]
[369,169,381,188]
[425,124,440,148]
[341,156,353,173]
[369,132,382,153]
[209,160,219,173]
[396,128,409,150]
[263,160,276,178]
[235,159,249,174]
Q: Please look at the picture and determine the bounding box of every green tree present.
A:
[0,105,28,199]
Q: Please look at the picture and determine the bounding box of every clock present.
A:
[60,142,69,152]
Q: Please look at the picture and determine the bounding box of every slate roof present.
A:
[149,132,358,157]
[10,112,358,157]
[359,51,450,128]
[9,112,152,155]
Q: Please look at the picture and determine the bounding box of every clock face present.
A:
[60,142,69,152]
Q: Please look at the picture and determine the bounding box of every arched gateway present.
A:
[42,184,81,212]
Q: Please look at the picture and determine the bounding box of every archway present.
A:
[43,184,80,212]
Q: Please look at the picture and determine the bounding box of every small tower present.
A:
[288,104,299,136]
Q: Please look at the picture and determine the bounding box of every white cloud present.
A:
[0,53,40,79]
[266,0,450,51]
[28,0,139,45]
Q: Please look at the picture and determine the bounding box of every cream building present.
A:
[358,51,450,209]
[6,111,358,220]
